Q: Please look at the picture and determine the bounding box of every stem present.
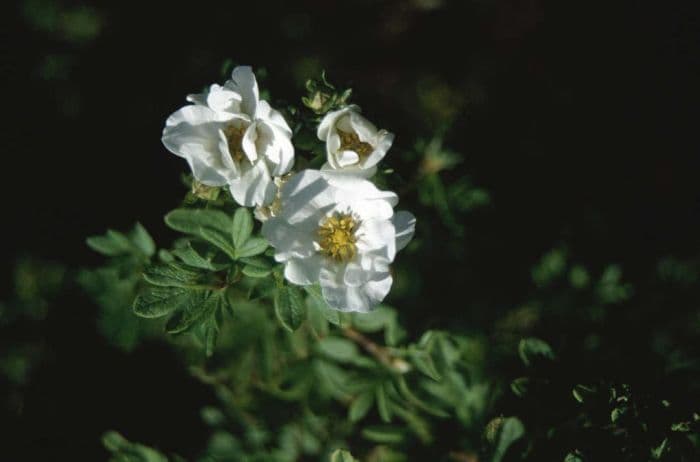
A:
[342,327,410,373]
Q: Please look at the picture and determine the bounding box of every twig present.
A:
[342,327,410,373]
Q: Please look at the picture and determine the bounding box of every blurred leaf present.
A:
[569,265,590,289]
[518,337,555,366]
[130,223,156,257]
[165,208,233,236]
[330,449,358,462]
[564,451,584,462]
[408,347,441,381]
[490,417,525,462]
[349,390,374,422]
[532,247,567,287]
[511,377,530,397]
[651,438,669,459]
[86,230,133,257]
[362,426,405,444]
[102,431,168,462]
[317,337,359,363]
[376,383,393,422]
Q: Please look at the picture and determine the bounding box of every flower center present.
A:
[317,212,360,262]
[223,124,247,164]
[338,130,373,159]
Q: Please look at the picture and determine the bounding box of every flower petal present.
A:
[337,150,360,167]
[262,217,317,261]
[284,255,323,285]
[363,274,393,307]
[257,100,292,135]
[320,266,391,312]
[363,130,394,169]
[267,124,295,176]
[206,84,242,113]
[358,218,397,262]
[225,66,259,116]
[393,211,416,251]
[162,105,229,186]
[228,159,276,207]
[349,111,379,142]
[317,105,357,140]
[241,122,260,163]
[277,170,335,226]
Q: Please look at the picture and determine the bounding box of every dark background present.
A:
[2,0,699,459]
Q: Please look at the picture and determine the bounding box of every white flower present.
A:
[262,170,415,312]
[317,105,394,178]
[162,66,294,207]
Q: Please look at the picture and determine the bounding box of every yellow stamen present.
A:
[338,129,373,159]
[223,124,247,164]
[317,212,360,262]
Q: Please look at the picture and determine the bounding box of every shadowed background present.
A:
[2,0,699,459]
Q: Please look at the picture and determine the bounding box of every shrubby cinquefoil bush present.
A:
[58,65,699,461]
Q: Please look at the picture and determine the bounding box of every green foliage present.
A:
[302,71,352,115]
[330,449,358,462]
[80,223,158,350]
[489,417,525,462]
[102,431,170,462]
[37,69,697,462]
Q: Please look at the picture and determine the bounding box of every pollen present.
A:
[317,212,360,262]
[224,124,247,164]
[338,130,373,159]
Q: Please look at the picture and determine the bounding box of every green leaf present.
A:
[164,208,232,236]
[569,265,590,289]
[564,450,584,462]
[352,306,395,333]
[235,237,268,259]
[491,417,525,462]
[199,228,237,260]
[408,348,441,380]
[241,257,273,278]
[349,391,374,422]
[330,449,358,462]
[274,285,306,332]
[651,438,668,459]
[102,431,169,462]
[361,425,405,444]
[142,263,203,288]
[532,247,567,287]
[518,337,555,366]
[171,242,226,271]
[133,286,191,318]
[511,377,530,397]
[158,249,175,263]
[316,337,359,363]
[572,384,596,403]
[86,229,133,256]
[396,376,450,418]
[315,360,352,398]
[232,207,253,249]
[130,222,156,257]
[202,313,220,357]
[376,383,393,422]
[165,291,218,334]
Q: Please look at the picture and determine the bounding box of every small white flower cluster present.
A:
[163,66,415,312]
